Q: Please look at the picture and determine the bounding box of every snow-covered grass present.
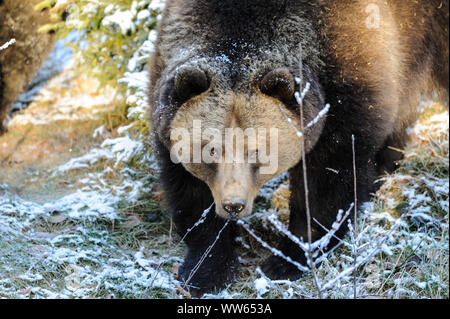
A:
[0,197,177,298]
[0,124,178,298]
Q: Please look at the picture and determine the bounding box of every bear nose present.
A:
[222,201,246,219]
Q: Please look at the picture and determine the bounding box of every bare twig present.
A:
[352,134,358,299]
[237,220,309,272]
[150,203,214,288]
[266,203,354,264]
[321,212,409,291]
[297,43,323,298]
[278,103,304,138]
[183,220,230,290]
[306,103,330,129]
[0,38,16,51]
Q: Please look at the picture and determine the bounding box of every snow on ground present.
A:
[0,134,176,298]
[0,192,177,298]
[0,37,178,298]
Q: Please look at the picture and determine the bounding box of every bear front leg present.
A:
[156,140,239,296]
[262,137,378,281]
[261,172,319,281]
[174,202,239,296]
[176,220,239,296]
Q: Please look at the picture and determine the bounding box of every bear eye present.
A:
[208,147,221,162]
[204,146,221,166]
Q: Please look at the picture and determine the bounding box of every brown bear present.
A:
[148,0,449,295]
[0,0,54,134]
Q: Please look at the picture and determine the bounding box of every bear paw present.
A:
[177,256,238,297]
[261,255,305,281]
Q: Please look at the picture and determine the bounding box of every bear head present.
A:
[156,58,326,220]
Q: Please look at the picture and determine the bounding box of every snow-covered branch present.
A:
[0,39,16,51]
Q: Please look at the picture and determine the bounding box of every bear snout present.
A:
[222,200,246,220]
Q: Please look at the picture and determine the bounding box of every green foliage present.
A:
[37,0,161,89]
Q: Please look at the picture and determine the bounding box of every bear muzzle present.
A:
[222,200,246,220]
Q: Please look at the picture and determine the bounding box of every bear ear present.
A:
[174,66,210,104]
[259,68,295,102]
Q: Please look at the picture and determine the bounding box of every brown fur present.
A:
[318,0,449,140]
[171,91,305,218]
[0,0,54,134]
